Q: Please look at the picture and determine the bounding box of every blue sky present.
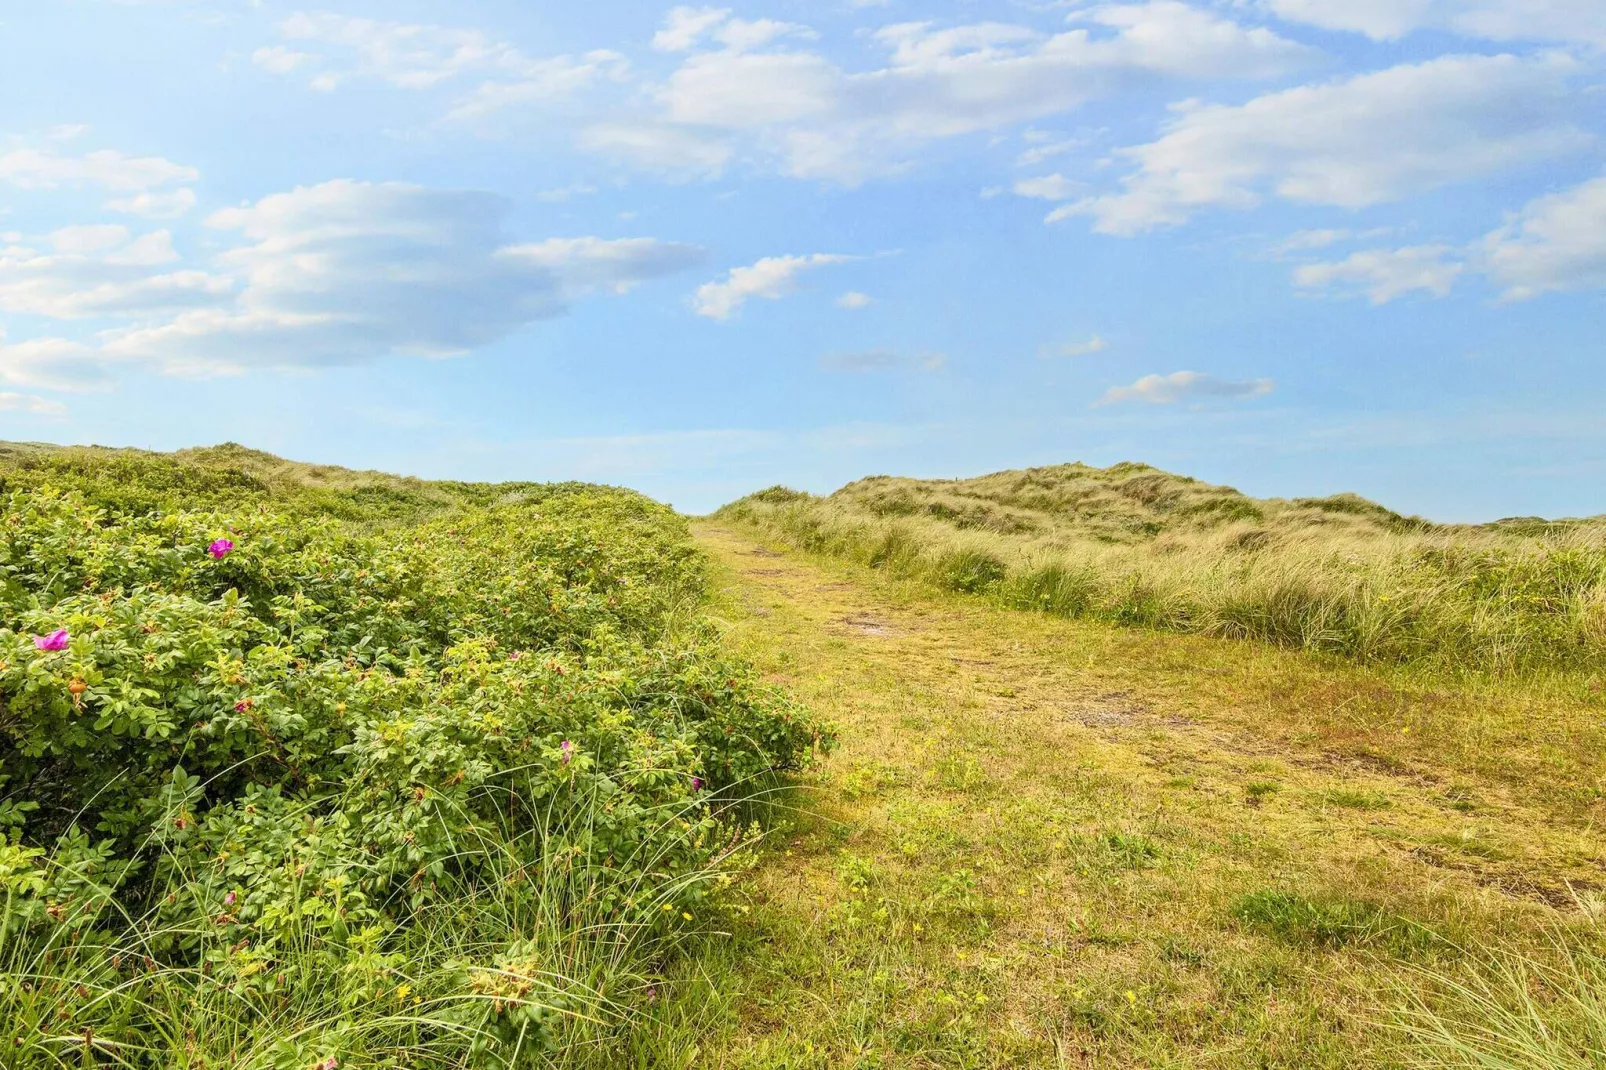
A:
[0,0,1602,518]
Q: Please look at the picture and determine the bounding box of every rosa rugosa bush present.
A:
[0,457,831,1065]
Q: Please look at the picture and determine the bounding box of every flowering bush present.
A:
[0,450,831,1065]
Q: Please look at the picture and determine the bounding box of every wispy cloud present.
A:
[0,146,197,192]
[1294,245,1464,304]
[1042,335,1108,358]
[0,391,68,416]
[1098,370,1274,406]
[820,349,944,372]
[693,253,855,320]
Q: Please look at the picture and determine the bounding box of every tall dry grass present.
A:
[718,472,1606,679]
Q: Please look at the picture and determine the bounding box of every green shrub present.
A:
[0,452,832,1066]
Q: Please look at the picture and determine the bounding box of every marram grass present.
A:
[717,463,1606,680]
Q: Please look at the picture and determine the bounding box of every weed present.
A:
[1319,788,1392,810]
[1233,890,1437,956]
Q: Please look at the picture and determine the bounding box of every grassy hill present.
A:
[0,440,562,525]
[719,462,1606,680]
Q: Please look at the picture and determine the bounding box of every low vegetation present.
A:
[0,443,830,1067]
[4,442,1603,1067]
[718,462,1606,680]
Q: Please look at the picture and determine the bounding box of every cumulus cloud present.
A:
[1480,174,1606,300]
[835,291,874,309]
[1294,245,1465,303]
[1260,0,1606,46]
[820,349,945,372]
[1042,335,1109,357]
[607,2,1312,182]
[1,181,703,383]
[693,253,855,319]
[0,146,197,191]
[1063,53,1588,234]
[1098,370,1274,405]
[87,181,701,373]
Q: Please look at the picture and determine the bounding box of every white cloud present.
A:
[1261,0,1606,46]
[440,51,631,124]
[693,253,855,319]
[1017,135,1084,167]
[48,224,132,255]
[0,146,197,192]
[714,18,817,53]
[654,7,732,52]
[0,391,68,416]
[612,2,1311,183]
[1013,174,1080,201]
[1294,245,1465,303]
[252,45,315,75]
[820,349,945,372]
[580,122,735,176]
[1098,370,1273,405]
[257,11,628,119]
[655,8,816,54]
[1065,53,1588,234]
[104,188,198,220]
[1275,228,1351,253]
[276,11,525,89]
[836,290,874,309]
[0,333,112,393]
[90,181,700,373]
[1,181,702,381]
[501,236,706,296]
[0,229,231,320]
[1043,335,1108,357]
[1479,174,1606,300]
